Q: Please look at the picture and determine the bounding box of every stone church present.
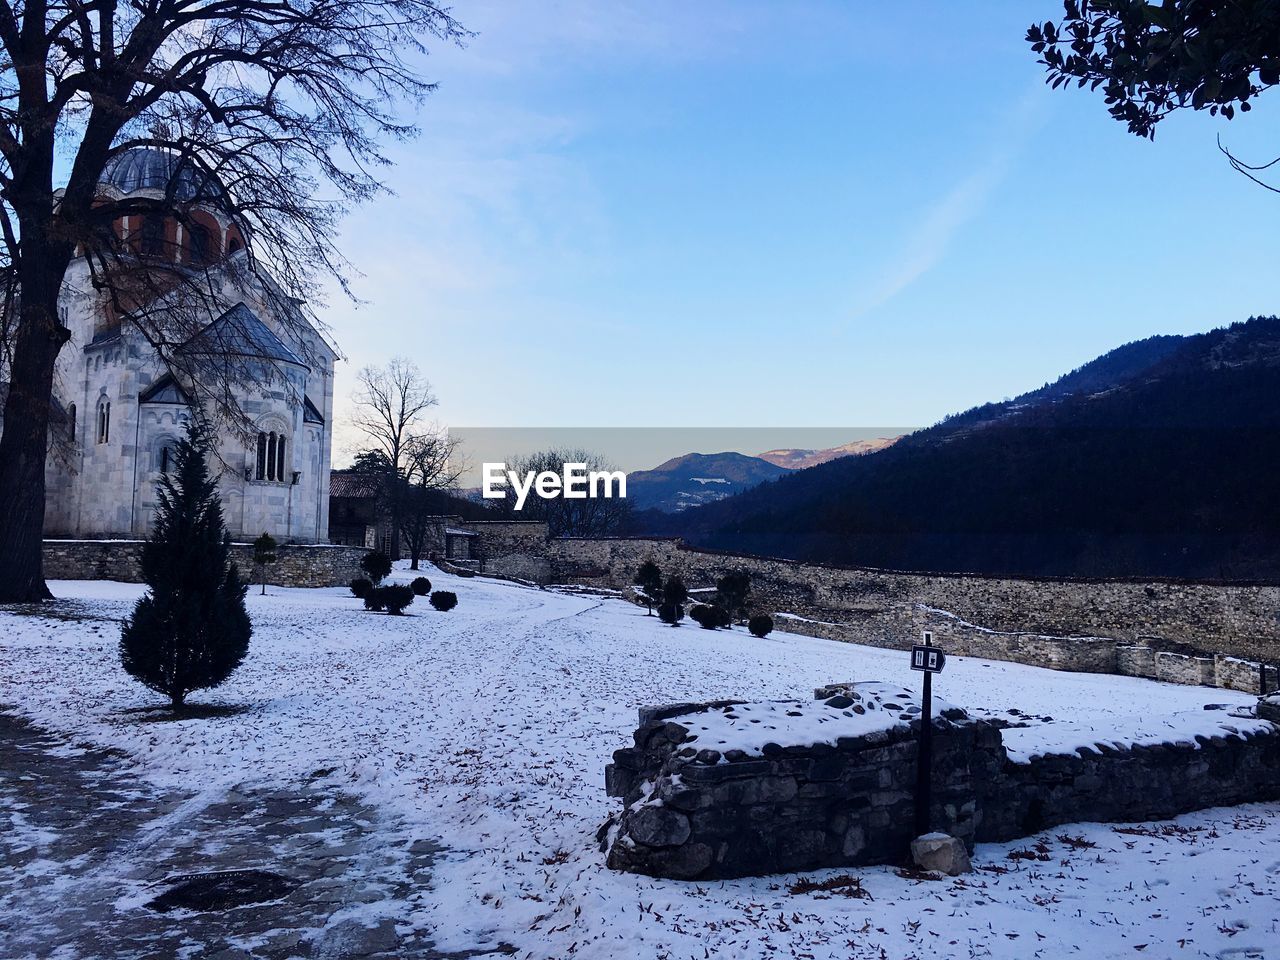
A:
[18,146,337,542]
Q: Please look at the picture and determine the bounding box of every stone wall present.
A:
[605,696,1002,880]
[43,539,367,588]
[603,689,1280,880]
[979,726,1280,843]
[544,537,1280,668]
[457,521,551,582]
[773,612,1120,674]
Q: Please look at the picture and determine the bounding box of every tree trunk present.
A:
[0,285,70,602]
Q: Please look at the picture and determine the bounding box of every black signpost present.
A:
[910,630,946,836]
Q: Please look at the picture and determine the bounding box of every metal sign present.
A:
[910,645,946,673]
[912,631,944,837]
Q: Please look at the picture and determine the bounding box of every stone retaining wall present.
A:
[547,537,1280,664]
[605,700,1002,880]
[979,726,1280,843]
[604,693,1280,880]
[43,539,367,588]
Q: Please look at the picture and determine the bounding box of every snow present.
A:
[672,682,958,758]
[1,570,1277,960]
[690,477,730,484]
[1004,710,1274,764]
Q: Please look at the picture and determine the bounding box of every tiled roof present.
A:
[303,396,325,424]
[182,302,307,368]
[329,470,381,499]
[100,146,225,202]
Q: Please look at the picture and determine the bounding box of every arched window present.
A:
[96,400,110,444]
[188,222,212,265]
[67,403,76,441]
[254,431,287,481]
[159,444,173,473]
[140,215,165,258]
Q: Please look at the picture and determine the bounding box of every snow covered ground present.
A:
[1,569,1278,959]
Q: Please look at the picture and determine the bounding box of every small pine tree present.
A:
[252,532,277,596]
[658,601,684,627]
[120,419,251,711]
[663,575,688,608]
[634,560,663,615]
[360,549,392,584]
[715,570,751,623]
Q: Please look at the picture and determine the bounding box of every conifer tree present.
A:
[252,533,278,596]
[634,560,663,615]
[120,418,252,711]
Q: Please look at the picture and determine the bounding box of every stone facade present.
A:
[603,687,1280,880]
[43,539,366,588]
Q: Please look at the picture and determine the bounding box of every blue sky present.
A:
[323,0,1280,454]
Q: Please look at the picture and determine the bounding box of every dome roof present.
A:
[98,146,225,203]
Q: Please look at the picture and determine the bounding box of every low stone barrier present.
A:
[603,683,1280,880]
[979,723,1280,842]
[43,539,367,588]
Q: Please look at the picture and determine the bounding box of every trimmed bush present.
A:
[382,584,415,615]
[363,588,387,612]
[748,614,774,638]
[689,604,718,630]
[359,550,392,585]
[349,577,373,599]
[430,590,458,612]
[410,576,432,596]
[658,602,684,626]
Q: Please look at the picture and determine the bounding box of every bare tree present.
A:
[496,447,632,539]
[350,357,439,558]
[399,428,463,570]
[0,0,468,601]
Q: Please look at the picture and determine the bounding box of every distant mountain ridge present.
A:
[660,317,1280,581]
[756,437,900,470]
[625,452,789,512]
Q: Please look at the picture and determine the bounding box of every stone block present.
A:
[628,806,691,848]
[910,833,971,875]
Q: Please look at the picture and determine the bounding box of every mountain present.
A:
[665,318,1280,581]
[624,452,790,512]
[756,437,901,470]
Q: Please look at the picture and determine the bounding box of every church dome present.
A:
[99,146,226,203]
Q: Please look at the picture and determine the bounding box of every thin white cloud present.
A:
[848,85,1048,321]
